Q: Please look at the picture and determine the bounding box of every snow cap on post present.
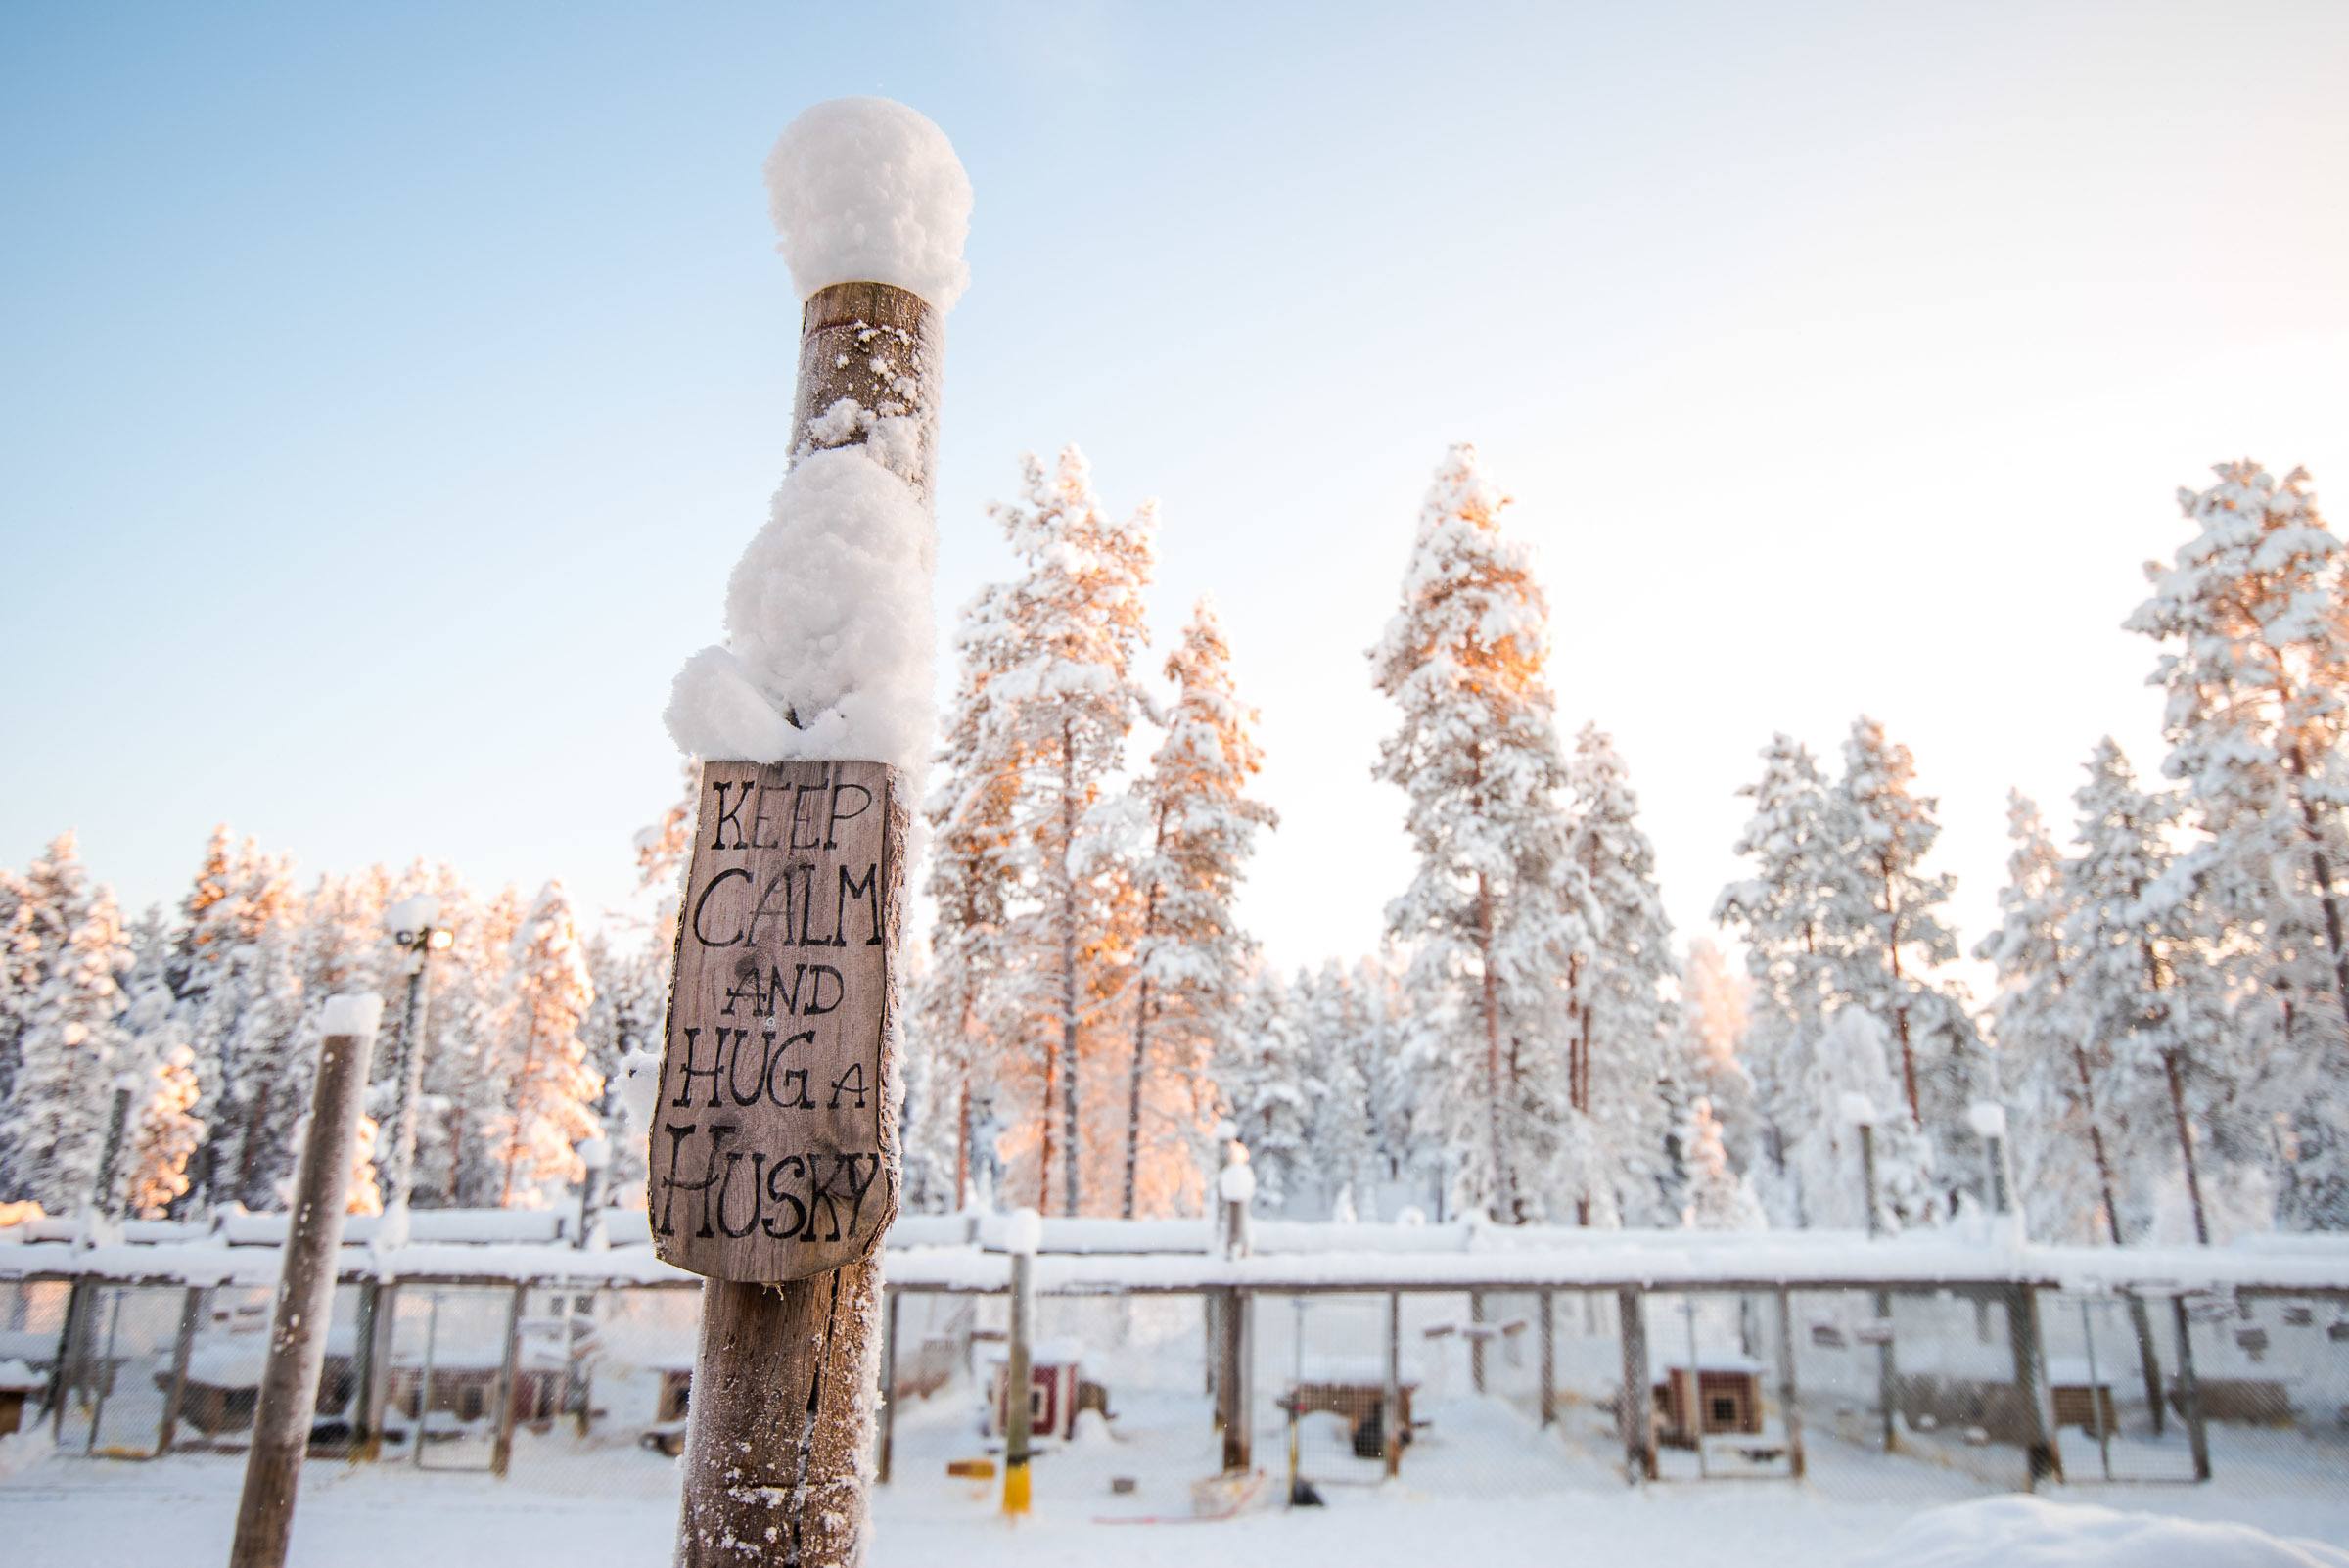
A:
[319,992,385,1041]
[1965,1102,2008,1138]
[764,97,972,310]
[1003,1207,1042,1258]
[1837,1091,1878,1130]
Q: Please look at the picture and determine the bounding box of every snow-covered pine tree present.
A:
[1295,962,1378,1218]
[917,580,1027,1212]
[174,830,304,1212]
[1824,716,1981,1138]
[978,448,1155,1215]
[116,906,205,1219]
[1119,599,1275,1218]
[1671,939,1758,1183]
[1371,444,1595,1223]
[1974,790,2115,1243]
[0,834,110,1202]
[1679,1097,1766,1231]
[1562,724,1677,1225]
[2062,740,2235,1243]
[488,881,602,1207]
[1714,735,1837,1220]
[2128,461,2349,1227]
[0,838,130,1211]
[1214,970,1313,1213]
[1783,1007,1939,1231]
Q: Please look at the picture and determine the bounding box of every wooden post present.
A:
[1003,1245,1034,1513]
[2170,1294,2212,1482]
[1382,1291,1402,1479]
[2128,1293,2168,1439]
[1217,1286,1252,1473]
[489,1281,527,1479]
[228,997,383,1568]
[1468,1288,1487,1394]
[663,273,936,1568]
[2004,1284,2061,1489]
[1538,1288,1555,1429]
[157,1284,202,1456]
[45,1277,90,1437]
[1774,1288,1805,1479]
[355,1281,398,1461]
[1616,1286,1653,1484]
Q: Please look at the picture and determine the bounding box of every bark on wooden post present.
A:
[1616,1286,1654,1483]
[355,1280,398,1461]
[1382,1291,1403,1478]
[228,994,383,1568]
[661,271,938,1568]
[1537,1288,1555,1429]
[2171,1294,2212,1482]
[2004,1283,2062,1489]
[488,1280,527,1479]
[1774,1288,1806,1480]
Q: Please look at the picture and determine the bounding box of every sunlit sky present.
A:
[5,3,2346,981]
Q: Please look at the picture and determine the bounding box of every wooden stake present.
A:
[666,276,937,1568]
[229,1004,382,1568]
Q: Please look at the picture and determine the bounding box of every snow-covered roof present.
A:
[0,1358,42,1391]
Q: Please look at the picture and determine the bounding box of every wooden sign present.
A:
[651,759,903,1282]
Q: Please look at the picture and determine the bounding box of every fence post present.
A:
[489,1280,527,1479]
[1004,1219,1036,1514]
[1469,1289,1487,1395]
[2004,1283,2061,1488]
[45,1276,91,1438]
[1774,1288,1806,1480]
[2170,1294,2212,1482]
[228,995,383,1568]
[1383,1291,1402,1478]
[1616,1286,1654,1483]
[1538,1288,1555,1429]
[356,1280,398,1461]
[156,1284,202,1456]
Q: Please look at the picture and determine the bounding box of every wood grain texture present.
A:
[652,760,906,1284]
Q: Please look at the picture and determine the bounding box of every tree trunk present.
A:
[2286,743,2349,1032]
[1884,866,1920,1123]
[1477,871,1506,1222]
[1122,813,1166,1220]
[1059,720,1082,1218]
[2162,1048,2210,1246]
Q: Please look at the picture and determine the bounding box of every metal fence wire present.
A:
[5,1272,2346,1518]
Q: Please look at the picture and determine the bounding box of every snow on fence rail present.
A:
[5,1213,2348,1299]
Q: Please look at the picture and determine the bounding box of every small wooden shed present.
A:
[0,1358,42,1437]
[1653,1355,1765,1448]
[989,1339,1083,1443]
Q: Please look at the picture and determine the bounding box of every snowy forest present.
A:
[5,448,2346,1247]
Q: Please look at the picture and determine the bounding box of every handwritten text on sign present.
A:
[650,759,901,1282]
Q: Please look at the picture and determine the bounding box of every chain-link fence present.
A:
[7,1272,2347,1518]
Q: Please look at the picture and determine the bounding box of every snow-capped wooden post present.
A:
[1214,1143,1255,1473]
[228,993,383,1568]
[657,97,968,1568]
[1001,1208,1038,1515]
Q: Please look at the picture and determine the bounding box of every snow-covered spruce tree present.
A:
[1973,790,2118,1243]
[1215,970,1314,1213]
[116,907,205,1219]
[0,834,108,1201]
[1119,599,1275,1218]
[1783,1007,1939,1231]
[917,580,1027,1212]
[173,830,304,1211]
[488,881,602,1207]
[978,448,1155,1216]
[1823,716,1982,1139]
[2128,461,2349,1226]
[0,844,130,1211]
[1562,724,1677,1225]
[1680,1097,1766,1231]
[416,875,523,1207]
[1714,735,1837,1220]
[2062,740,2236,1243]
[1297,962,1379,1219]
[1371,443,1595,1223]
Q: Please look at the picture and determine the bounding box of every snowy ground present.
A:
[9,1384,2349,1567]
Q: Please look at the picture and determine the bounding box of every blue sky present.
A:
[5,2,2347,971]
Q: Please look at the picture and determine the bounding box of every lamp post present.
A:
[379,897,452,1231]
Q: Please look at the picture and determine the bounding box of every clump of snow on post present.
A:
[762,97,972,308]
[666,97,969,776]
[1003,1206,1042,1258]
[1838,1091,1878,1129]
[1218,1148,1258,1206]
[318,992,384,1040]
[1965,1102,2008,1139]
